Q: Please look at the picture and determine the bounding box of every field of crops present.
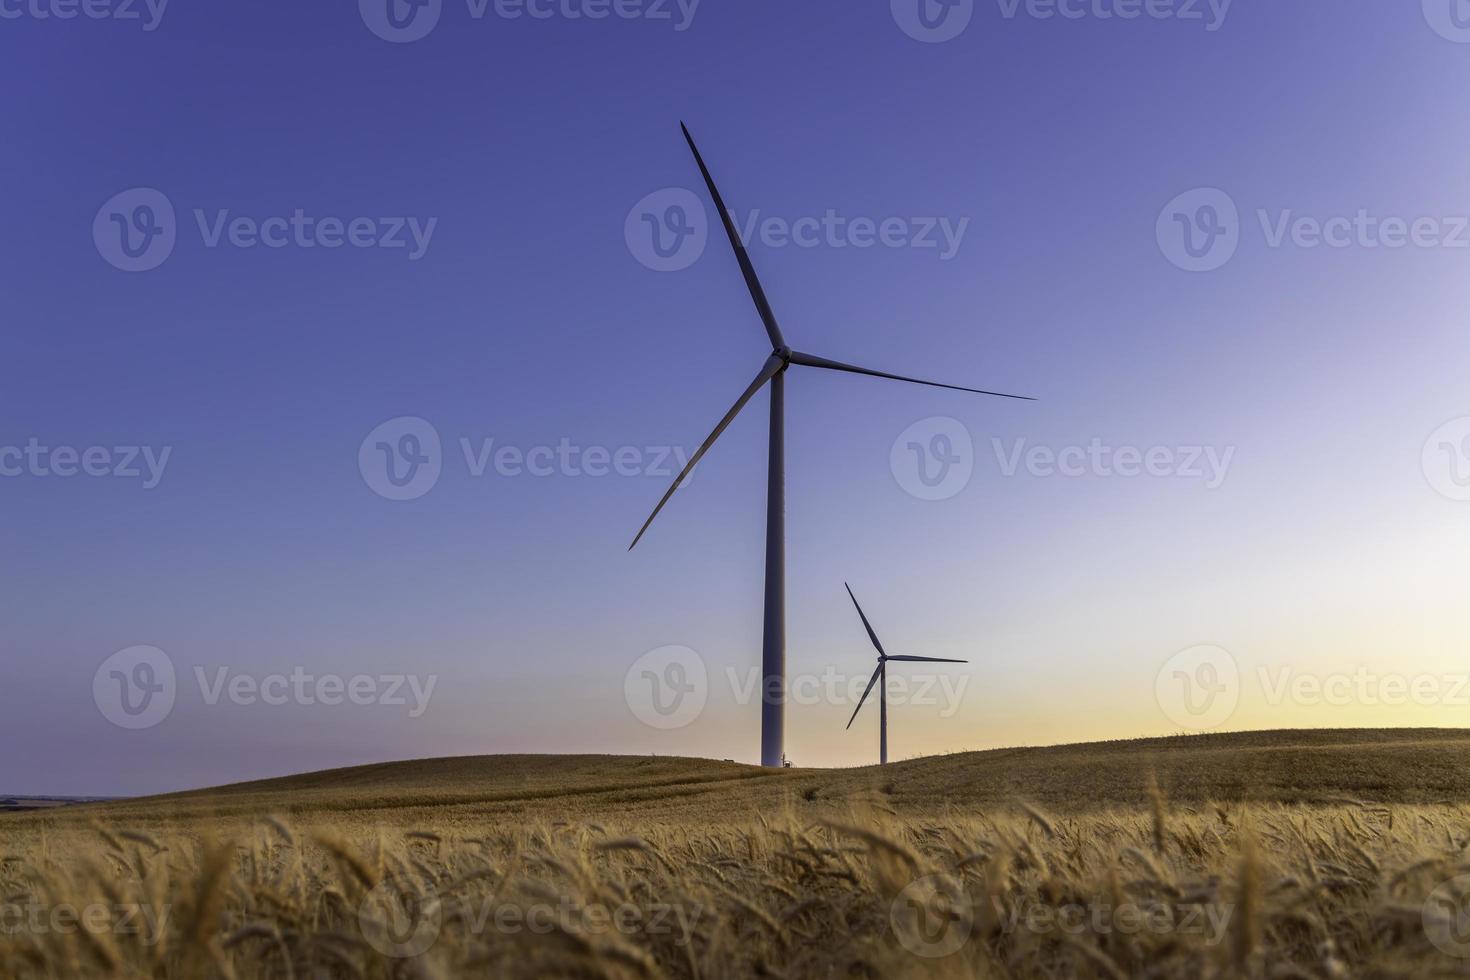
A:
[6,730,1470,977]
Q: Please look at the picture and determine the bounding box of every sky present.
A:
[4,0,1470,796]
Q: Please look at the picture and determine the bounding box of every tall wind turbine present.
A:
[630,123,1031,768]
[844,583,968,766]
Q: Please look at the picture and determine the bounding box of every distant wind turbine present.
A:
[844,583,968,766]
[630,123,1031,768]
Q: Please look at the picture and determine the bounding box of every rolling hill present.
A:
[15,728,1470,832]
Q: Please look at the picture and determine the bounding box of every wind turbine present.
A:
[630,123,1032,768]
[843,583,968,766]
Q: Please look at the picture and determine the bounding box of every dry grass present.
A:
[5,731,1470,977]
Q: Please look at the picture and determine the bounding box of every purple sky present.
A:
[4,0,1470,796]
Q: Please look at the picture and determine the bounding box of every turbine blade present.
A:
[844,583,887,658]
[885,655,969,664]
[681,123,786,350]
[629,355,784,551]
[789,351,1035,401]
[846,664,884,730]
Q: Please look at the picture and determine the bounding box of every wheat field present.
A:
[6,730,1470,978]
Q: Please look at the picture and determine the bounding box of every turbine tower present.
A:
[844,583,968,766]
[630,124,1031,768]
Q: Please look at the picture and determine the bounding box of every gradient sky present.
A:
[4,0,1470,796]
